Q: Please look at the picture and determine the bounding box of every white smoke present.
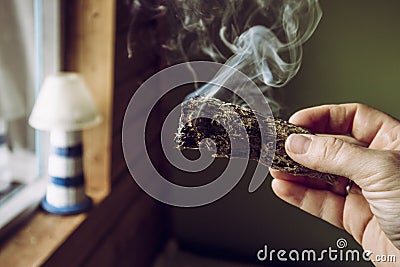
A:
[127,0,322,113]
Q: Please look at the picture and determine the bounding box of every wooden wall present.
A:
[62,0,114,198]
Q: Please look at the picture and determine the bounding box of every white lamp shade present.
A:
[29,72,102,131]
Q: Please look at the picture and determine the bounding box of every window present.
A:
[0,0,61,234]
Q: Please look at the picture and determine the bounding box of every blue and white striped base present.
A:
[41,195,92,215]
[42,131,92,215]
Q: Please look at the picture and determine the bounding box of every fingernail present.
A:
[286,134,312,154]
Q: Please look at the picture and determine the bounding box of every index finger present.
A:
[289,103,400,147]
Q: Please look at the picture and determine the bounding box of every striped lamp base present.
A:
[42,131,92,215]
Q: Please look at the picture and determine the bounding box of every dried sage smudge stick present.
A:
[175,97,338,184]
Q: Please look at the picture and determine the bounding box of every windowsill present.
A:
[0,186,108,267]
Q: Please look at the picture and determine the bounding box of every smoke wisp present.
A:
[127,0,322,114]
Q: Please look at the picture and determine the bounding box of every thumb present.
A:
[285,134,381,186]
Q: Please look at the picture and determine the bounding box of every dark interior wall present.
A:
[108,0,169,265]
[111,0,165,182]
[282,0,400,119]
[169,1,399,266]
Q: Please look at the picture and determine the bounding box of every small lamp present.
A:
[29,72,102,215]
[0,69,25,192]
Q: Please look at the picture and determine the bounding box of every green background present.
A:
[282,0,400,119]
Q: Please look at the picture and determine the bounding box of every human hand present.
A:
[270,103,400,266]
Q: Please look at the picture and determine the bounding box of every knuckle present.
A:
[354,102,367,110]
[308,136,347,171]
[321,137,345,161]
[353,102,370,113]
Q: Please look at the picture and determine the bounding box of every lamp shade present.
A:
[29,73,102,131]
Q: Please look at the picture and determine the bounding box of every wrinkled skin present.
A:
[270,103,400,267]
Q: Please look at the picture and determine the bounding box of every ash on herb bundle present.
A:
[176,97,338,184]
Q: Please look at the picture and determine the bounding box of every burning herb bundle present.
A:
[176,97,338,184]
